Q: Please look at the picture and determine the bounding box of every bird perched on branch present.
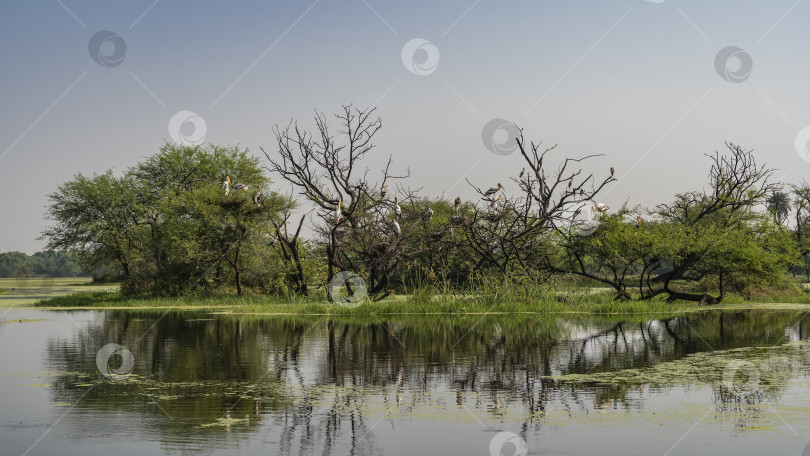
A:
[519,168,525,178]
[222,176,231,196]
[454,196,461,215]
[490,194,503,210]
[390,220,402,237]
[253,185,263,206]
[234,183,250,191]
[484,183,504,197]
[610,166,615,177]
[334,200,343,224]
[427,206,434,220]
[595,203,610,214]
[380,185,387,199]
[394,196,402,219]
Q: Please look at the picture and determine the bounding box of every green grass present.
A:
[25,289,748,316]
[16,276,810,316]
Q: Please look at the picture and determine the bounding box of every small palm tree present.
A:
[767,190,791,225]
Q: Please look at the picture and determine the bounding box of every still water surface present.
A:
[2,308,810,455]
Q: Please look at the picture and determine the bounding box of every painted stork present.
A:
[334,200,343,224]
[380,185,387,199]
[454,196,461,215]
[394,196,402,219]
[490,194,503,210]
[234,183,250,191]
[222,176,231,196]
[390,220,402,237]
[595,203,610,214]
[483,183,504,197]
[252,185,263,206]
[427,206,434,220]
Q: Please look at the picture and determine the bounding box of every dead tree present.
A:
[263,105,409,301]
[459,127,615,283]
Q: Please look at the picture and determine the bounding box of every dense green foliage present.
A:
[38,107,810,304]
[42,144,302,296]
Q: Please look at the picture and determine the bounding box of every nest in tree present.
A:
[450,216,467,225]
[221,199,244,209]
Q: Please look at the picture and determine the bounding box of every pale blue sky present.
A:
[2,0,809,253]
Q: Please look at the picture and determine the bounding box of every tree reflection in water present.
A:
[43,309,810,454]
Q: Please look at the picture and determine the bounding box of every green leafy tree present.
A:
[43,144,287,296]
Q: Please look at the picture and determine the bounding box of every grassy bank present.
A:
[29,289,810,316]
[3,275,807,315]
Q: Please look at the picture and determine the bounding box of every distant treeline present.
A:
[0,251,90,278]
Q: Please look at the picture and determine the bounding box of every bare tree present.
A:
[455,127,615,282]
[263,105,410,300]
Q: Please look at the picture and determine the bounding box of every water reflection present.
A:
[23,310,810,454]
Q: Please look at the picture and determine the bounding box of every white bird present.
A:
[390,220,402,237]
[394,196,402,219]
[427,206,434,220]
[234,183,250,191]
[252,185,263,206]
[222,176,231,196]
[454,196,461,215]
[483,183,504,197]
[334,200,343,224]
[490,194,503,210]
[595,203,610,214]
[380,185,387,199]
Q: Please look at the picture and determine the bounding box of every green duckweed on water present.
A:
[544,340,806,390]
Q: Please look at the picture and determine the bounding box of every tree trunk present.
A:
[234,246,242,297]
[665,289,719,304]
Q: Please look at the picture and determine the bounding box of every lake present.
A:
[2,307,810,455]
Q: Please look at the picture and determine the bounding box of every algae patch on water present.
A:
[544,341,807,391]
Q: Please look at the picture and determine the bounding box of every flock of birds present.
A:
[222,176,264,207]
[220,166,616,239]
